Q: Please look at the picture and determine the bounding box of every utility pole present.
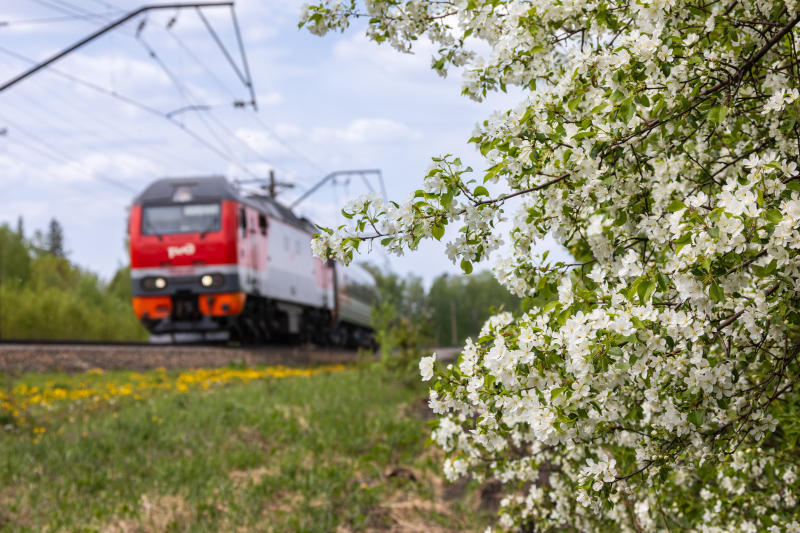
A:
[450,300,457,346]
[234,172,294,200]
[268,169,276,199]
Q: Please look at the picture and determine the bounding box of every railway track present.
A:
[0,340,362,373]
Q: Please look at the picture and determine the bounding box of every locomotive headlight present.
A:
[199,273,224,288]
[141,277,168,290]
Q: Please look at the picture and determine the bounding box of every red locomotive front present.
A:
[130,177,247,341]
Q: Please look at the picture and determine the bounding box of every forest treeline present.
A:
[365,264,521,357]
[0,217,513,345]
[0,219,147,341]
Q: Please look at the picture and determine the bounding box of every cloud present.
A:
[42,152,160,193]
[235,127,293,158]
[257,91,283,106]
[0,152,31,187]
[332,32,435,78]
[64,53,171,91]
[0,201,49,226]
[311,118,422,144]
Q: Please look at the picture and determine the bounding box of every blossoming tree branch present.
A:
[300,0,800,530]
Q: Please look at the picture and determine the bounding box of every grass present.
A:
[0,363,491,532]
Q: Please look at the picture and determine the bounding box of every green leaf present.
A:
[484,163,505,182]
[607,347,623,358]
[542,300,560,314]
[567,97,581,112]
[572,130,596,141]
[460,259,473,274]
[708,105,729,124]
[432,223,445,240]
[551,387,567,401]
[667,200,686,212]
[688,409,705,427]
[709,280,725,303]
[763,258,777,276]
[638,279,656,304]
[441,191,454,209]
[625,276,645,302]
[674,232,692,254]
[765,209,783,224]
[474,186,489,197]
[619,99,635,122]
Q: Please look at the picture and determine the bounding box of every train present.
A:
[129,176,377,345]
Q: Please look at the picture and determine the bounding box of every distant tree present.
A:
[363,263,433,374]
[46,218,65,257]
[15,216,23,239]
[107,265,133,302]
[428,271,522,346]
[0,224,32,286]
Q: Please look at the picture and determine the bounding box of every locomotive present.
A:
[129,176,376,345]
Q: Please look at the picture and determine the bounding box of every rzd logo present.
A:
[167,243,196,259]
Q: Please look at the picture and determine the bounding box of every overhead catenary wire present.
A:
[9,78,199,175]
[3,2,327,193]
[136,33,240,162]
[165,20,240,101]
[0,112,137,193]
[14,1,325,182]
[0,44,263,181]
[134,32,291,176]
[163,7,329,178]
[160,14,323,179]
[1,137,130,207]
[83,0,123,10]
[0,11,122,27]
[28,0,115,25]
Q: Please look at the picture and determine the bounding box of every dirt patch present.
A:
[103,494,194,533]
[275,404,309,430]
[0,487,32,530]
[346,463,482,533]
[354,493,460,533]
[228,466,278,488]
[385,465,421,483]
[231,425,271,451]
[262,490,304,515]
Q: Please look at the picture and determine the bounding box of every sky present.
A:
[0,0,568,284]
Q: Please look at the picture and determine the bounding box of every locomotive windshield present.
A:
[141,203,221,235]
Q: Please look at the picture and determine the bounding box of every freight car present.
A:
[129,176,376,345]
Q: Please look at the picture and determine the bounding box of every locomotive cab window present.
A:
[258,214,268,235]
[239,207,247,235]
[141,203,220,235]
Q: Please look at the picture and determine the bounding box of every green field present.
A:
[0,363,490,532]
